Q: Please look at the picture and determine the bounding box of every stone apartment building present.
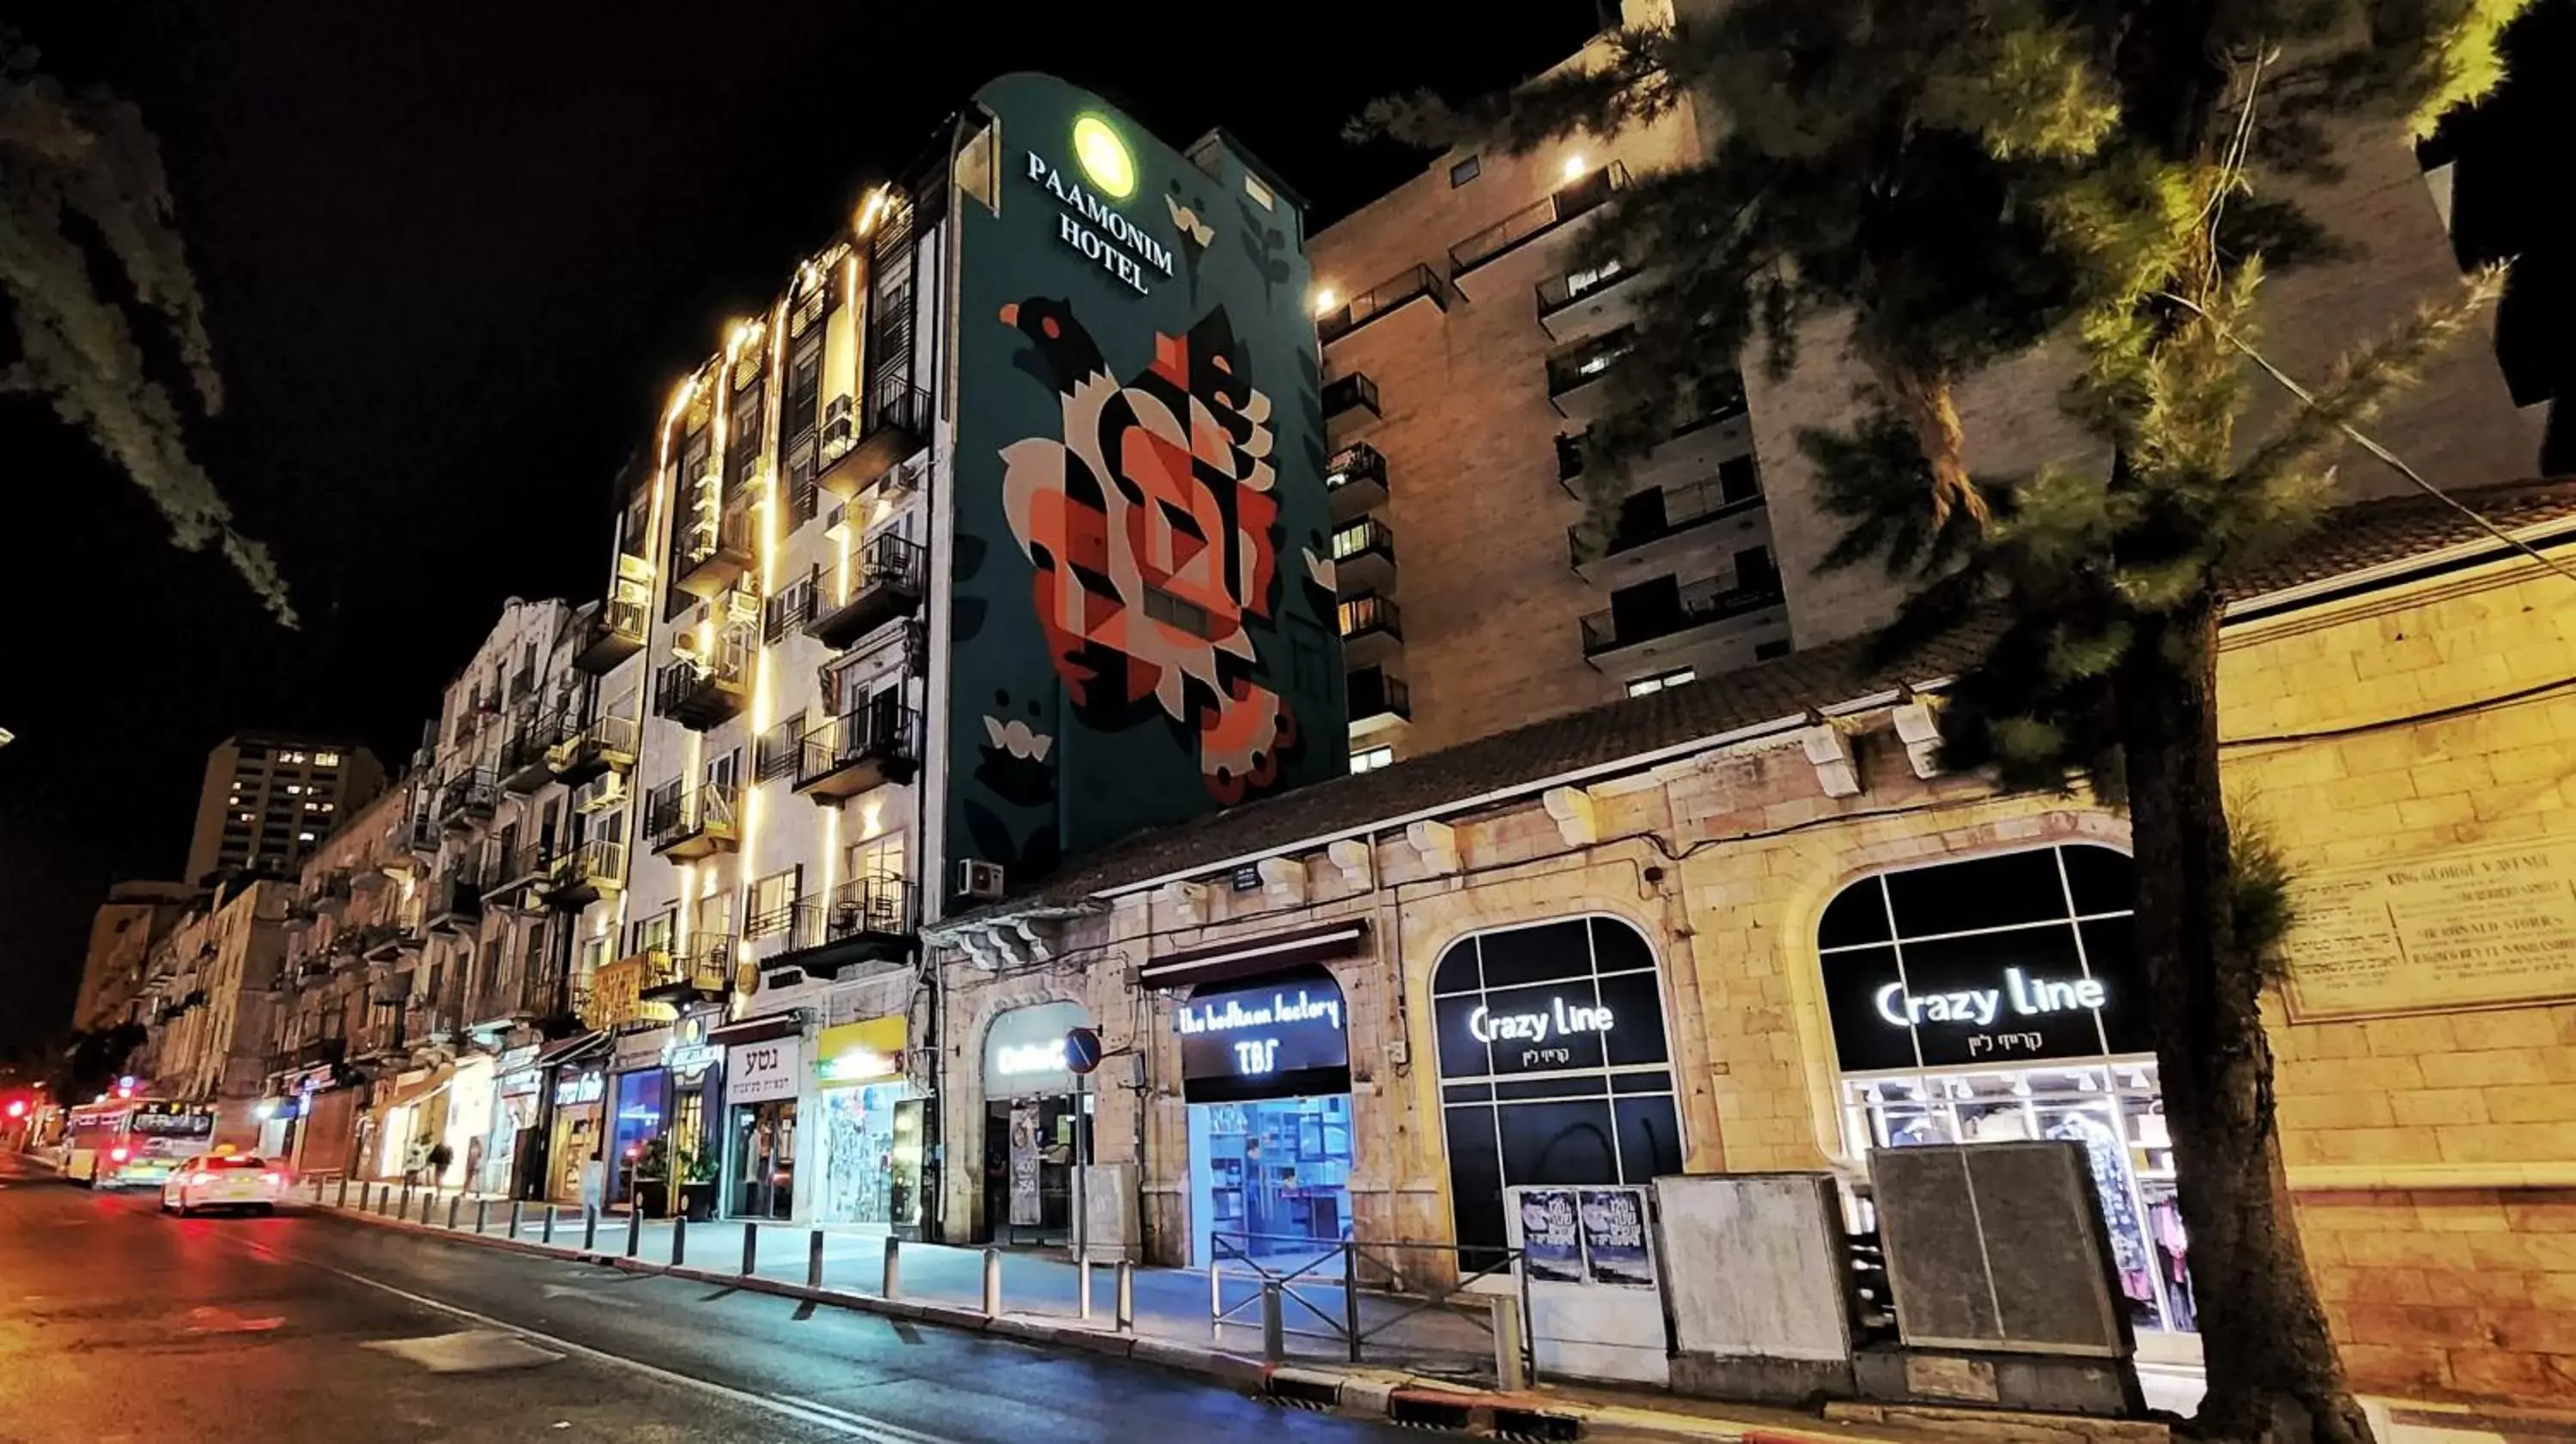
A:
[70,881,201,1033]
[133,879,288,1146]
[1305,0,2543,766]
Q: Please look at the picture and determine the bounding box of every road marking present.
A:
[365,1329,563,1373]
[540,1283,635,1307]
[231,1235,955,1444]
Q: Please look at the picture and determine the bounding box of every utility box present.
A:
[1653,1173,1860,1404]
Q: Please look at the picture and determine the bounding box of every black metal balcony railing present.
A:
[794,696,918,799]
[500,712,568,792]
[1578,573,1789,657]
[755,717,805,782]
[547,713,638,786]
[806,532,927,649]
[1337,593,1401,641]
[653,630,752,730]
[1315,264,1451,344]
[1535,257,1635,317]
[1321,373,1381,422]
[1569,471,1769,567]
[1330,517,1396,567]
[641,933,737,1002]
[436,771,499,833]
[1546,326,1637,397]
[765,573,817,644]
[647,782,740,858]
[545,838,625,910]
[674,498,755,599]
[817,373,933,498]
[1347,666,1413,723]
[573,574,652,674]
[1449,160,1629,276]
[424,865,484,931]
[775,875,917,968]
[1323,442,1388,514]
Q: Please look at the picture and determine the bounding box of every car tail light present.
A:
[110,1147,131,1162]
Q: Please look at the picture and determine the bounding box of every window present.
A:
[1449,155,1480,187]
[632,909,677,958]
[1242,171,1275,210]
[1349,746,1393,774]
[1625,667,1695,698]
[314,750,340,768]
[284,784,302,796]
[746,868,801,940]
[848,831,906,886]
[298,832,316,843]
[1143,586,1212,638]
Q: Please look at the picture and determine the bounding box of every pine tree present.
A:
[2,31,293,624]
[1359,4,2525,1440]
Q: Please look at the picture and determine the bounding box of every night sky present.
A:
[0,0,1601,1049]
[3,2,2568,1053]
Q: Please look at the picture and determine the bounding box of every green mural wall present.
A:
[945,73,1344,901]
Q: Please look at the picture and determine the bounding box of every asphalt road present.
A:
[0,1151,1421,1444]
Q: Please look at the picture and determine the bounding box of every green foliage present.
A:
[1,33,293,624]
[2227,810,2304,986]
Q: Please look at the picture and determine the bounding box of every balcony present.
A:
[1546,325,1637,424]
[1535,255,1647,343]
[499,712,567,793]
[1569,469,1769,583]
[1328,517,1396,598]
[573,570,653,674]
[653,631,751,731]
[436,771,499,835]
[423,865,484,934]
[1315,264,1451,344]
[767,875,917,978]
[1337,592,1403,671]
[641,934,738,1005]
[1348,665,1413,728]
[1449,161,1629,282]
[793,696,919,803]
[672,487,754,600]
[814,375,933,499]
[805,533,927,649]
[647,782,740,860]
[1324,442,1388,523]
[1321,372,1381,426]
[361,925,423,967]
[478,840,554,908]
[295,1036,347,1070]
[1579,573,1790,668]
[547,713,638,788]
[282,899,319,934]
[545,839,625,911]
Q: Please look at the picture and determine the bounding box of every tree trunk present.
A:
[2114,598,2371,1444]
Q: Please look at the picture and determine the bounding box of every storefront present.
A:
[440,1055,496,1191]
[1814,841,2192,1350]
[811,1016,922,1231]
[1429,915,1684,1268]
[606,1025,671,1211]
[487,1045,544,1198]
[253,1092,303,1161]
[371,1066,452,1181]
[547,1064,607,1207]
[293,1075,359,1178]
[719,1021,804,1222]
[978,1000,1091,1246]
[661,1010,725,1218]
[1177,965,1354,1267]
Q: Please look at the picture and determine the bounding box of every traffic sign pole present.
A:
[1062,1028,1103,1267]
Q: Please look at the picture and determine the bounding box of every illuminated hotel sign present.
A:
[1023,117,1174,298]
[1176,971,1350,1104]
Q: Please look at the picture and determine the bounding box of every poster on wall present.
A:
[1577,1187,1656,1288]
[1007,1101,1042,1227]
[1516,1189,1583,1283]
[2281,837,2576,1020]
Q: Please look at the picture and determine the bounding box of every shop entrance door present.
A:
[731,1101,797,1220]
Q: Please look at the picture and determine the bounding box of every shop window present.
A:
[1429,916,1680,1267]
[1349,746,1393,774]
[1815,844,2192,1338]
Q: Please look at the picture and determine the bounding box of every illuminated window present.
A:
[298,832,316,843]
[238,812,255,823]
[1242,172,1275,211]
[315,751,340,767]
[283,784,301,796]
[1625,667,1695,698]
[1349,746,1393,774]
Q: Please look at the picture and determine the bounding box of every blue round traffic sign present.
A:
[1064,1026,1103,1075]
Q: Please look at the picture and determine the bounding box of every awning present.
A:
[374,1066,452,1114]
[531,1031,609,1071]
[1136,919,1368,990]
[709,1013,801,1046]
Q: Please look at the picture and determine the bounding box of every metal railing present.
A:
[1578,573,1787,655]
[1337,593,1400,640]
[1571,473,1768,565]
[1209,1233,1529,1383]
[1535,257,1634,316]
[436,770,499,827]
[1324,441,1387,499]
[1348,667,1412,722]
[1315,264,1450,343]
[1329,516,1395,565]
[647,934,736,997]
[1546,325,1637,397]
[797,697,915,786]
[1321,372,1380,421]
[781,874,915,953]
[646,782,740,852]
[1449,160,1628,275]
[861,374,933,446]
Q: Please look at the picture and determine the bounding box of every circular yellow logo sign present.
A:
[1072,115,1136,201]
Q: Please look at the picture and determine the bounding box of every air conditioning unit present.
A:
[957,859,1006,901]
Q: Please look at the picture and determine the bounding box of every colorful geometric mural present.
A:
[993,297,1297,804]
[945,74,1342,901]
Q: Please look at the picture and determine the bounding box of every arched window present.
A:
[1430,916,1680,1262]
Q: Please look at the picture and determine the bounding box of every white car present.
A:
[161,1153,288,1216]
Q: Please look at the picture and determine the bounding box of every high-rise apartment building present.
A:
[1304,1,2540,764]
[183,731,386,884]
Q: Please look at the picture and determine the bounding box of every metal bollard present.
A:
[1490,1295,1528,1392]
[1261,1282,1285,1362]
[475,1198,489,1234]
[337,1175,349,1208]
[446,1193,460,1229]
[423,1190,438,1226]
[1078,1252,1094,1321]
[542,1204,556,1244]
[358,1181,371,1213]
[671,1215,687,1267]
[1115,1259,1135,1333]
[507,1199,522,1238]
[398,1182,410,1216]
[1208,1261,1223,1339]
[806,1229,824,1289]
[981,1247,1002,1317]
[624,1207,641,1259]
[741,1223,759,1277]
[581,1205,598,1252]
[880,1236,901,1299]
